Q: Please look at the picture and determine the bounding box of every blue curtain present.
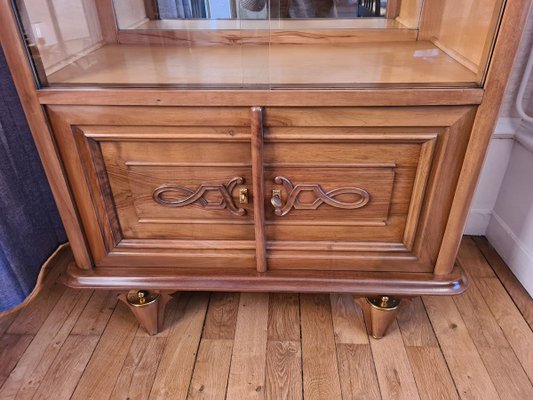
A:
[0,46,66,313]
[158,0,207,19]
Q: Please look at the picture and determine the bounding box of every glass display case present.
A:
[13,0,505,88]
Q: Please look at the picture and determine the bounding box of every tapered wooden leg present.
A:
[118,290,173,335]
[357,296,403,339]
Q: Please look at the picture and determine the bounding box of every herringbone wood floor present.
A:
[0,236,532,400]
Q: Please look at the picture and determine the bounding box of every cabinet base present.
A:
[65,265,465,337]
[62,262,467,296]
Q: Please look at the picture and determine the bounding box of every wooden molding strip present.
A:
[402,137,437,250]
[62,262,467,296]
[37,89,485,107]
[251,107,267,273]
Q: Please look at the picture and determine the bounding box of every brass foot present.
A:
[119,290,172,335]
[357,295,402,339]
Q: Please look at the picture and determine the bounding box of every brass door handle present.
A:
[239,187,249,204]
[271,190,283,209]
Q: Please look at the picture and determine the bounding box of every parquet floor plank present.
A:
[473,237,533,329]
[423,296,500,400]
[149,293,209,400]
[110,336,167,400]
[265,341,302,400]
[70,301,140,400]
[187,339,233,400]
[32,335,99,400]
[370,322,421,400]
[0,237,531,400]
[300,294,343,400]
[337,343,380,400]
[0,288,91,400]
[226,293,269,400]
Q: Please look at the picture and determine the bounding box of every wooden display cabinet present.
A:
[0,0,530,337]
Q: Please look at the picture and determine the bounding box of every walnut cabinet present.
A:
[1,0,530,337]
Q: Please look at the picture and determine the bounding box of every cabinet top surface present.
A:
[47,41,477,88]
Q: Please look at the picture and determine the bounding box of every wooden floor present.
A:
[1,236,532,400]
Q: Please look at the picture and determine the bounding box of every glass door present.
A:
[13,0,506,88]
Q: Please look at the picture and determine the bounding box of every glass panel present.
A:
[240,11,270,88]
[13,0,506,88]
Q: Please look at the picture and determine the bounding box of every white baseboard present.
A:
[486,212,533,297]
[494,117,522,137]
[465,209,493,235]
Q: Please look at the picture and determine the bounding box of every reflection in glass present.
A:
[13,0,504,88]
[154,0,386,20]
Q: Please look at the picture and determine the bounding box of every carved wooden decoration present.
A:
[271,176,370,216]
[153,176,246,216]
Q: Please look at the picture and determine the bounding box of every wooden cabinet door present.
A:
[47,106,257,269]
[48,105,476,274]
[262,107,476,272]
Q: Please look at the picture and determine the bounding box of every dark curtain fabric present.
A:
[270,0,360,18]
[158,0,207,19]
[0,46,66,313]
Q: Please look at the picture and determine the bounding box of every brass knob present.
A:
[138,291,146,304]
[239,187,249,204]
[367,295,401,310]
[271,190,282,209]
[126,290,159,307]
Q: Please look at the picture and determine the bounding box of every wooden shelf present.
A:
[47,41,478,87]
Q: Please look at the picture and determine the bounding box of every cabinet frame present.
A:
[0,0,530,294]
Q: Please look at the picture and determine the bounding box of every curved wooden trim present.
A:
[152,177,246,216]
[62,262,467,296]
[271,176,370,217]
[0,243,70,317]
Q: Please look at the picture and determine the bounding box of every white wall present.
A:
[486,132,533,295]
[465,5,533,295]
[465,135,514,235]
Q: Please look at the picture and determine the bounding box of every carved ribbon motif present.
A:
[153,177,246,216]
[272,176,370,217]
